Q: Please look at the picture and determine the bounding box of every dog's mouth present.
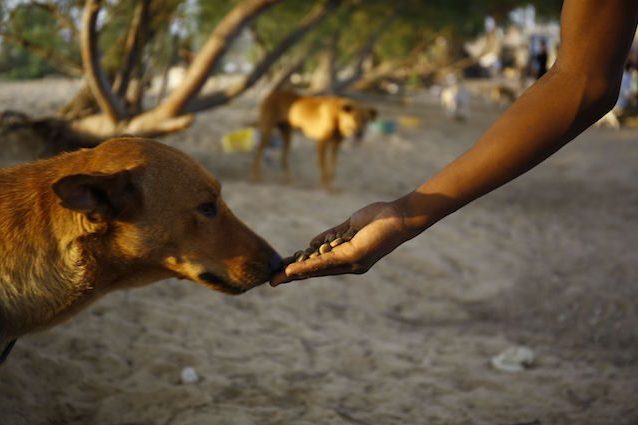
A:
[197,272,248,295]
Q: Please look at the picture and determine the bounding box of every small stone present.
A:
[309,251,320,259]
[319,243,332,254]
[330,237,344,248]
[180,366,199,384]
[490,346,535,372]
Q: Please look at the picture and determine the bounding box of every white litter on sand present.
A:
[180,366,199,384]
[491,346,535,372]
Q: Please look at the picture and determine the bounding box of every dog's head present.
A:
[336,100,377,142]
[52,138,282,294]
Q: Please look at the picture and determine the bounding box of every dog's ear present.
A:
[368,108,378,120]
[52,170,142,222]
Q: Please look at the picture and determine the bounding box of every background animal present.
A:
[251,89,377,191]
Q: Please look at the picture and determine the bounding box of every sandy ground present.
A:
[1,78,637,425]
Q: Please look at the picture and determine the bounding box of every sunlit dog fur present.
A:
[251,89,377,191]
[0,137,281,345]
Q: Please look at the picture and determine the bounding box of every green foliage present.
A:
[0,3,79,79]
[195,0,236,31]
[0,0,564,80]
[252,2,316,50]
[98,0,183,73]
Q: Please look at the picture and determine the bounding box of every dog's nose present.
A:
[268,253,284,274]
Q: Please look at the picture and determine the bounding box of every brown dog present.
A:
[251,90,377,191]
[0,137,282,355]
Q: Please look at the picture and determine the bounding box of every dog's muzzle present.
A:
[198,272,247,295]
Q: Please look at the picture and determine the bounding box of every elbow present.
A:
[583,75,622,119]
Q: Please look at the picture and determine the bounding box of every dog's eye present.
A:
[342,104,353,113]
[197,202,217,218]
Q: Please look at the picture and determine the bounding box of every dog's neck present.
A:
[0,158,133,339]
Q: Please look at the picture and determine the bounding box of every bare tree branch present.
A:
[267,46,313,91]
[248,23,269,57]
[157,0,283,118]
[332,13,396,93]
[184,0,343,113]
[112,0,150,99]
[350,61,397,91]
[80,0,128,123]
[308,29,341,93]
[0,30,82,77]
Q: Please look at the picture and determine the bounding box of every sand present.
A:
[1,78,637,425]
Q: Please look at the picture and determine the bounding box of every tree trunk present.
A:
[58,84,100,120]
[308,37,338,94]
[81,0,129,123]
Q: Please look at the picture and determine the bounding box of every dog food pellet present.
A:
[319,243,331,254]
[294,250,307,262]
[292,229,358,262]
[330,237,344,248]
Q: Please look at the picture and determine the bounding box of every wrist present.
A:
[393,189,458,237]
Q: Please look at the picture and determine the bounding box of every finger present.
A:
[269,256,295,285]
[270,256,356,285]
[270,270,290,286]
[309,219,351,248]
[271,264,355,285]
[270,248,355,286]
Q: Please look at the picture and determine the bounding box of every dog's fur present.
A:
[251,90,377,190]
[0,137,281,345]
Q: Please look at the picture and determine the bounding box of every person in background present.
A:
[535,39,549,79]
[271,0,638,287]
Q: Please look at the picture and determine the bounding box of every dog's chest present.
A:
[0,243,94,338]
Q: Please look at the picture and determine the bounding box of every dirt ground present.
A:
[1,78,637,425]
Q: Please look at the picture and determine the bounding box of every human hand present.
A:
[270,200,412,286]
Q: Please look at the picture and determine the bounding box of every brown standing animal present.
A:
[0,137,282,362]
[251,90,377,191]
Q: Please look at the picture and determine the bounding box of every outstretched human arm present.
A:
[271,0,638,286]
